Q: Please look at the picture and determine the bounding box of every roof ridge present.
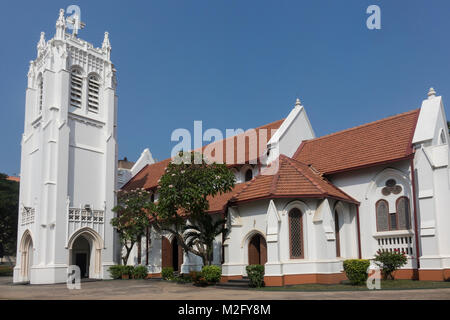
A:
[301,108,420,145]
[288,157,359,203]
[134,118,285,172]
[283,156,328,194]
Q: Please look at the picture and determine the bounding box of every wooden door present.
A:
[248,234,267,265]
[259,236,267,265]
[161,237,172,268]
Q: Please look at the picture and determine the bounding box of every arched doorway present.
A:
[162,236,183,271]
[68,228,103,279]
[248,233,267,265]
[19,230,33,282]
[72,236,90,278]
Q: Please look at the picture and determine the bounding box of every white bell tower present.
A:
[14,8,119,284]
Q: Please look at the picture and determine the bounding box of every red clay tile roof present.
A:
[122,119,284,191]
[206,183,248,213]
[230,155,358,204]
[6,176,20,182]
[293,109,420,175]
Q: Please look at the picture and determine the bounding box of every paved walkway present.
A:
[1,277,450,300]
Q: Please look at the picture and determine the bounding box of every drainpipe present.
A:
[410,156,421,269]
[356,204,362,259]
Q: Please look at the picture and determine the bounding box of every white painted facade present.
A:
[15,10,450,285]
[14,9,119,284]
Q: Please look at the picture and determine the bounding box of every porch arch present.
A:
[67,227,103,278]
[19,229,34,281]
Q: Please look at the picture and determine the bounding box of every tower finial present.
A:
[102,32,111,50]
[295,98,302,107]
[37,32,46,55]
[55,9,66,40]
[66,12,85,37]
[428,87,436,99]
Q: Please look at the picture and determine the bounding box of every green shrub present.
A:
[108,265,135,279]
[132,265,148,279]
[161,267,174,280]
[246,265,265,288]
[374,250,408,280]
[343,259,370,285]
[201,265,222,283]
[123,265,135,278]
[108,265,125,279]
[0,265,13,277]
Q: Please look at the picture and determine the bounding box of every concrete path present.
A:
[1,277,450,300]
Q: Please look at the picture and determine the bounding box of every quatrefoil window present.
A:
[381,179,402,196]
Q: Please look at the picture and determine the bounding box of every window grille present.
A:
[376,200,389,232]
[396,197,411,230]
[289,208,303,258]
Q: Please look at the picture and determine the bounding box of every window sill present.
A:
[373,230,414,238]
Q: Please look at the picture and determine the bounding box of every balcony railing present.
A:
[374,232,415,257]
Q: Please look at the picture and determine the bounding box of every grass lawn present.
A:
[255,280,450,292]
[0,265,13,277]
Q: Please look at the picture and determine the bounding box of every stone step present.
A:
[215,281,250,289]
[228,279,250,284]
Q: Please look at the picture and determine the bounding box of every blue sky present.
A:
[1,0,450,175]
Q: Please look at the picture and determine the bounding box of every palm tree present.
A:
[183,214,226,266]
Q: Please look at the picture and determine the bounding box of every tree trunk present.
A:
[122,242,134,265]
[137,236,142,265]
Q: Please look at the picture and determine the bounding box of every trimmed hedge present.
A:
[246,265,265,288]
[343,259,370,285]
[162,267,174,280]
[201,265,222,283]
[133,265,148,279]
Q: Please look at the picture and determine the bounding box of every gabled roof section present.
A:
[121,119,285,191]
[230,155,358,204]
[293,109,421,175]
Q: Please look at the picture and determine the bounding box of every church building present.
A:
[14,9,450,286]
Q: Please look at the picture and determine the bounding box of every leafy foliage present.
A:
[108,265,135,279]
[201,265,222,283]
[148,151,235,266]
[374,250,407,280]
[343,259,370,285]
[246,264,265,288]
[111,188,152,265]
[183,214,226,266]
[132,265,149,279]
[161,267,174,280]
[108,265,125,279]
[0,173,19,258]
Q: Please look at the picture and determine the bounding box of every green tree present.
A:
[0,173,19,261]
[148,151,235,266]
[111,188,151,265]
[183,214,226,265]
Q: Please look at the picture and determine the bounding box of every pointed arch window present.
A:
[70,68,83,108]
[376,200,389,232]
[396,197,411,230]
[88,74,100,112]
[289,208,304,259]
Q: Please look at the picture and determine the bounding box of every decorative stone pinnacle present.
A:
[428,87,436,99]
[295,98,302,107]
[37,32,46,51]
[102,31,111,50]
